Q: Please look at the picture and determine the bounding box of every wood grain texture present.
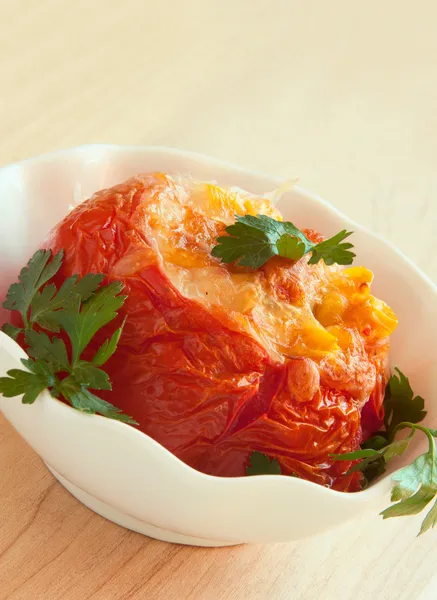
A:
[1,1,437,598]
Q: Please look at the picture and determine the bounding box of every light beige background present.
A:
[1,1,437,599]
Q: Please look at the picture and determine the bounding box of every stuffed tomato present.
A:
[42,173,398,491]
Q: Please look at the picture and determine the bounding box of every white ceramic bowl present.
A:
[1,145,436,547]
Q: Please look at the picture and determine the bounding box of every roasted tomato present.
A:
[42,174,398,491]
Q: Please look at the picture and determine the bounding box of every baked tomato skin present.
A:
[38,174,393,492]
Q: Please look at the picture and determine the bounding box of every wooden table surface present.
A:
[1,1,437,599]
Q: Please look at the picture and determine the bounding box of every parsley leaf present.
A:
[245,451,301,477]
[47,282,126,365]
[211,215,292,268]
[58,375,136,423]
[25,329,70,371]
[211,214,355,268]
[1,323,23,341]
[72,362,112,391]
[30,273,105,332]
[3,249,64,328]
[92,318,126,366]
[381,428,437,535]
[307,230,355,266]
[331,367,437,535]
[384,367,426,432]
[0,358,58,405]
[361,434,389,451]
[331,431,414,483]
[276,234,306,261]
[246,451,282,475]
[0,249,136,425]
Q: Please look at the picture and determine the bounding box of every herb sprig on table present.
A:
[0,249,136,424]
[211,214,355,269]
[331,368,437,535]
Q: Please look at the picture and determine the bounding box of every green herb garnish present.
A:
[0,249,136,424]
[331,368,437,535]
[246,451,282,475]
[246,451,301,478]
[211,214,355,269]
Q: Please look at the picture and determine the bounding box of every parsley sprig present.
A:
[0,249,136,424]
[331,368,437,535]
[211,214,355,269]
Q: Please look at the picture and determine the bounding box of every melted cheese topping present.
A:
[135,174,398,403]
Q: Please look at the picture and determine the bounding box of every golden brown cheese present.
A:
[138,174,397,405]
